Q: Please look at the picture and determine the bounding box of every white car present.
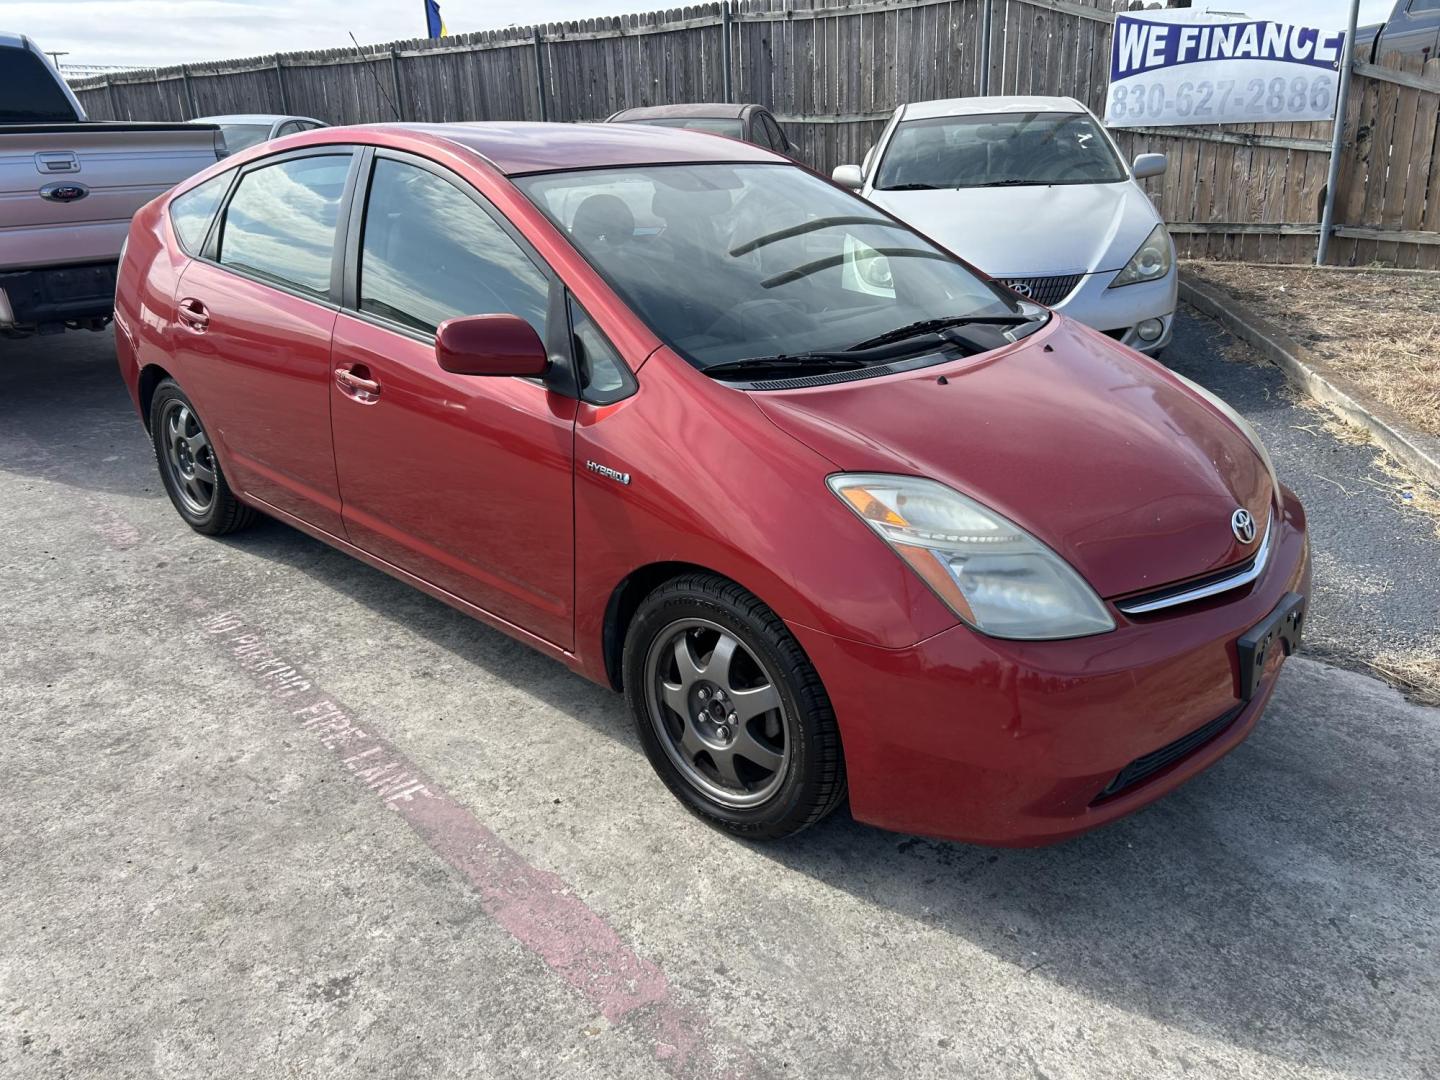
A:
[192,113,327,157]
[833,96,1177,355]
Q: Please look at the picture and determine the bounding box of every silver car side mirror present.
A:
[832,164,864,190]
[1132,153,1168,180]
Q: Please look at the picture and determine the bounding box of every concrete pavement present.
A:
[2,320,1437,1080]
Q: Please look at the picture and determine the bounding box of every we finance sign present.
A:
[1104,12,1347,128]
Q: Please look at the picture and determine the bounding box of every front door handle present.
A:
[177,297,209,332]
[335,364,381,404]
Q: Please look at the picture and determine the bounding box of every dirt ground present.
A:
[1182,261,1440,441]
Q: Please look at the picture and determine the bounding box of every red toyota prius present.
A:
[115,122,1310,846]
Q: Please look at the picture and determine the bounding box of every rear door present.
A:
[328,150,577,647]
[171,147,357,536]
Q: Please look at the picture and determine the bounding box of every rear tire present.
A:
[623,572,846,840]
[149,379,257,536]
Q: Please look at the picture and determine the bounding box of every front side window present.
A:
[218,154,351,295]
[170,171,232,254]
[519,163,1017,370]
[569,297,632,403]
[874,111,1128,190]
[358,158,549,338]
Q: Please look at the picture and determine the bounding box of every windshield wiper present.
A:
[703,354,868,380]
[848,313,1036,352]
[878,183,944,191]
[978,179,1044,187]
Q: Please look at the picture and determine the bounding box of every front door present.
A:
[329,154,576,648]
[172,150,355,535]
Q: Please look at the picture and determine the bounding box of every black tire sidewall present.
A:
[623,579,840,839]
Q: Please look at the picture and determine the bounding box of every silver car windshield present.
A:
[218,124,274,154]
[875,111,1128,190]
[625,117,745,138]
[518,163,1019,370]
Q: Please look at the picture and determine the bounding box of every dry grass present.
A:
[1184,261,1440,440]
[1366,645,1440,708]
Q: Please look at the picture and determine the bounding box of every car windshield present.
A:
[218,124,274,153]
[518,163,1019,370]
[874,111,1127,190]
[624,117,745,138]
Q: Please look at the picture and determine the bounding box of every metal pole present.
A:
[104,73,122,121]
[722,2,734,104]
[1317,0,1361,267]
[979,0,994,95]
[533,28,549,122]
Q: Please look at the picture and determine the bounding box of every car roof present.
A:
[322,121,782,176]
[900,95,1088,120]
[193,114,319,125]
[0,31,28,50]
[609,103,752,121]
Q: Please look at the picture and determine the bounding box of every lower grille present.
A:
[997,273,1082,306]
[1093,706,1243,803]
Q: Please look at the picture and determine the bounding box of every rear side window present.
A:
[169,172,232,254]
[357,157,549,337]
[761,114,789,152]
[0,47,79,123]
[218,154,351,296]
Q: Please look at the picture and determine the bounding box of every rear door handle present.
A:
[177,297,210,332]
[335,364,381,403]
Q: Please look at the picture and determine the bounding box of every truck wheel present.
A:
[149,380,256,536]
[623,572,847,840]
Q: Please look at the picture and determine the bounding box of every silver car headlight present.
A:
[829,474,1115,640]
[1169,371,1284,512]
[1109,223,1173,289]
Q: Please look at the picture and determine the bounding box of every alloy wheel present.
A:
[643,618,792,808]
[160,398,217,516]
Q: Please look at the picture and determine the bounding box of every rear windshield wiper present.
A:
[702,354,868,380]
[848,313,1037,352]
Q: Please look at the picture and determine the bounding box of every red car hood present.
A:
[753,318,1273,600]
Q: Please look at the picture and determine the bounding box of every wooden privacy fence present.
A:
[71,0,1440,268]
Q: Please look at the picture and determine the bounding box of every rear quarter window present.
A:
[0,47,79,123]
[169,172,233,255]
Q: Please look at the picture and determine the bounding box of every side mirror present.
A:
[832,164,864,190]
[436,314,548,378]
[1132,153,1168,180]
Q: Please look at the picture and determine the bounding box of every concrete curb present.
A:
[1179,273,1440,493]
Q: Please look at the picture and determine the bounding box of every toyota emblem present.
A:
[1231,508,1257,544]
[1007,281,1033,298]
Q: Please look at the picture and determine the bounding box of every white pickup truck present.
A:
[0,33,223,335]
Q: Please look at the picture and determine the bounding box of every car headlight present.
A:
[1169,371,1284,512]
[828,474,1115,640]
[1109,223,1173,289]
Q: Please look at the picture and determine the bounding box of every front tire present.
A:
[623,572,846,840]
[149,379,257,536]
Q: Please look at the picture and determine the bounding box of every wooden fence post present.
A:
[722,1,734,104]
[533,28,550,121]
[390,47,406,120]
[980,0,994,94]
[274,54,290,113]
[104,73,121,121]
[180,64,198,119]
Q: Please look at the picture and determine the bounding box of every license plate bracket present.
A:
[1236,592,1306,702]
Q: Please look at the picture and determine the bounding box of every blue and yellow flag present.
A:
[424,0,447,38]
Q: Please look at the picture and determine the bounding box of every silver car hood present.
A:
[866,180,1159,278]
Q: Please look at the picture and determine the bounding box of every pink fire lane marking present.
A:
[199,609,764,1079]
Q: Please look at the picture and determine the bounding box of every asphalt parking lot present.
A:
[2,313,1438,1080]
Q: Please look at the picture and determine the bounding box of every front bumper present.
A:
[788,491,1310,847]
[0,262,118,332]
[1051,266,1178,354]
